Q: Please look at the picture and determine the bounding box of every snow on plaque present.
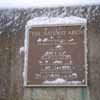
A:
[24,16,87,87]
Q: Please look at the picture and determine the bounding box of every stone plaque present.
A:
[24,24,87,87]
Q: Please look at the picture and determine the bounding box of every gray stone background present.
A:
[0,5,100,100]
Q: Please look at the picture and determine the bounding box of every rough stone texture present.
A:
[31,88,81,100]
[0,31,10,100]
[0,5,100,100]
[87,15,100,100]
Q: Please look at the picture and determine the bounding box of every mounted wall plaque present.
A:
[24,17,87,87]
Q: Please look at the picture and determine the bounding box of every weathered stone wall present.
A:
[0,5,100,100]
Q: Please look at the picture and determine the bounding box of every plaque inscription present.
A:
[25,25,87,86]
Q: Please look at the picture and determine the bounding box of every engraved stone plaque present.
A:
[24,17,87,87]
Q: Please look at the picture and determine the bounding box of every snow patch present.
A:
[0,31,2,35]
[26,16,87,27]
[6,21,13,26]
[19,47,25,55]
[43,78,66,84]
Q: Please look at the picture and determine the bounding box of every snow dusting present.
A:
[43,78,83,84]
[0,5,99,34]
